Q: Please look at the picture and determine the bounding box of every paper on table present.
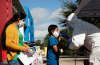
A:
[18,52,31,65]
[18,51,41,65]
[38,55,43,63]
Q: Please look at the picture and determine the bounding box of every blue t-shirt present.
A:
[47,37,59,65]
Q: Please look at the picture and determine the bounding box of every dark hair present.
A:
[1,12,26,50]
[48,24,58,35]
[12,12,26,22]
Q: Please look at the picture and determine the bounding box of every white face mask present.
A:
[53,31,59,38]
[19,20,25,28]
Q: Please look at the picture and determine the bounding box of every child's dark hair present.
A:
[1,12,26,50]
[48,24,58,35]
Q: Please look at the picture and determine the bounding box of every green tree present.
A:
[59,0,100,28]
[36,40,41,46]
[42,34,50,47]
[40,34,50,49]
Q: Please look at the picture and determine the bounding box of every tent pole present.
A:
[75,50,76,65]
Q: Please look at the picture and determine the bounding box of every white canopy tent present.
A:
[75,0,100,17]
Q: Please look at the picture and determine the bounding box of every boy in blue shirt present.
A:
[47,24,62,65]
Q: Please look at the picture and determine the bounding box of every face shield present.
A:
[65,19,74,31]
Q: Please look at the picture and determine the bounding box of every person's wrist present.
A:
[68,41,71,46]
[59,40,62,43]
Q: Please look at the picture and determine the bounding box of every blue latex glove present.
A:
[61,33,70,40]
[68,41,71,46]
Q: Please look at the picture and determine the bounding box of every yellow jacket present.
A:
[6,23,29,61]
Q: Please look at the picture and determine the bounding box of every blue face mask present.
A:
[68,26,73,30]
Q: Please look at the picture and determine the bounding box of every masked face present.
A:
[19,20,25,28]
[53,31,59,38]
[65,19,74,31]
[66,19,74,29]
[52,27,59,38]
[68,25,73,30]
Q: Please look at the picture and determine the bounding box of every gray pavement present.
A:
[0,55,89,65]
[40,55,89,65]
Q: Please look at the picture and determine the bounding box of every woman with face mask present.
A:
[19,19,25,28]
[1,12,30,65]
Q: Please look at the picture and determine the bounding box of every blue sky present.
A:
[20,0,76,41]
[20,0,62,10]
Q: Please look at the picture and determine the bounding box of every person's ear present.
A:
[51,30,54,33]
[18,18,20,20]
[18,18,20,22]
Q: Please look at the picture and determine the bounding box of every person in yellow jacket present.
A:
[1,12,30,65]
